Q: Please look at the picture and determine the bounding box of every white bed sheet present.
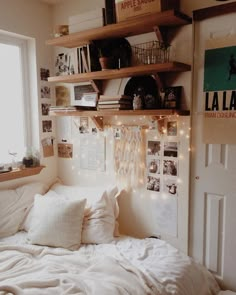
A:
[0,232,221,295]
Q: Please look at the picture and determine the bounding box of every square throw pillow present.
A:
[28,194,86,250]
[50,184,117,243]
[0,182,49,238]
[81,193,115,244]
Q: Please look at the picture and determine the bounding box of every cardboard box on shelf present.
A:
[69,18,105,34]
[68,8,105,25]
[115,0,180,23]
[68,8,105,33]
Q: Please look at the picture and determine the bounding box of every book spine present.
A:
[98,99,132,105]
[105,0,116,25]
[99,95,132,101]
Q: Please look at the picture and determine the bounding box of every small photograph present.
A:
[55,49,77,76]
[92,127,98,134]
[41,103,51,116]
[42,120,52,132]
[163,159,178,176]
[79,116,89,134]
[147,159,160,174]
[147,140,161,156]
[41,85,51,98]
[163,86,182,109]
[147,176,160,192]
[114,128,121,140]
[163,178,178,196]
[167,121,177,136]
[164,142,178,157]
[40,68,50,81]
[56,85,70,106]
[58,143,73,158]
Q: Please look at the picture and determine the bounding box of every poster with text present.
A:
[203,35,236,143]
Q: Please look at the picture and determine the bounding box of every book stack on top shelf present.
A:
[98,95,133,110]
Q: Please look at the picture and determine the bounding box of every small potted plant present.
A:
[98,48,113,70]
[95,40,114,70]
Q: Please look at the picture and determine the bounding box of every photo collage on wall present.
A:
[40,67,54,157]
[146,121,179,196]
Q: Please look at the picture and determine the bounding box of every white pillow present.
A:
[0,182,49,238]
[28,194,86,250]
[50,184,117,243]
[82,193,115,244]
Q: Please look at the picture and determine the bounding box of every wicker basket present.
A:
[132,41,170,65]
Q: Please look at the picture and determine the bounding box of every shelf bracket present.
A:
[153,73,164,92]
[91,116,104,131]
[153,25,168,45]
[152,115,166,135]
[90,80,102,93]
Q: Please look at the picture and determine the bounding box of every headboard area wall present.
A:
[55,114,190,253]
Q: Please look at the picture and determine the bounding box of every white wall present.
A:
[51,0,192,253]
[0,0,57,190]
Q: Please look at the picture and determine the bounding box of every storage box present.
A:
[69,18,104,34]
[68,8,105,34]
[115,0,180,23]
[68,8,105,25]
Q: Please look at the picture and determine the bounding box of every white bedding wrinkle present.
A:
[0,233,221,295]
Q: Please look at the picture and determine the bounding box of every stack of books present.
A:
[98,95,133,110]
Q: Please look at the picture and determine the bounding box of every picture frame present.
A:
[70,82,98,108]
[54,48,78,76]
[163,86,182,109]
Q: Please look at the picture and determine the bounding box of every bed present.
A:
[0,182,222,295]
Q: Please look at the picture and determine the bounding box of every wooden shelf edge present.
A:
[0,165,45,183]
[48,62,191,83]
[49,109,190,117]
[46,10,192,48]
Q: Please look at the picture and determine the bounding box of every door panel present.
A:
[190,9,236,291]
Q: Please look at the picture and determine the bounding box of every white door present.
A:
[190,8,236,291]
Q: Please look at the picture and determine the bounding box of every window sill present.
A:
[0,165,45,183]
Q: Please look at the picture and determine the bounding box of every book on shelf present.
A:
[49,106,77,112]
[98,99,132,105]
[98,103,132,110]
[98,107,132,111]
[99,94,132,101]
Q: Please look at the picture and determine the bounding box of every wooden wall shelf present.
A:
[46,10,192,48]
[49,109,189,117]
[0,166,45,183]
[48,62,191,84]
[49,109,190,130]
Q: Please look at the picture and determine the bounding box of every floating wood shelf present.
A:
[49,109,190,130]
[0,165,45,183]
[49,109,189,117]
[48,62,191,84]
[46,10,192,48]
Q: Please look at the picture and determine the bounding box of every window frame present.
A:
[0,32,32,162]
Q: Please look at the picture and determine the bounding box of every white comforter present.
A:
[0,233,220,295]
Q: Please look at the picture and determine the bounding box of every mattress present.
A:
[0,232,221,295]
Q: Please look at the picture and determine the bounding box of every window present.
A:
[0,32,31,166]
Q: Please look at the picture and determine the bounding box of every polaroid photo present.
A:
[146,175,160,192]
[163,159,178,176]
[163,177,178,196]
[147,140,161,156]
[163,142,178,158]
